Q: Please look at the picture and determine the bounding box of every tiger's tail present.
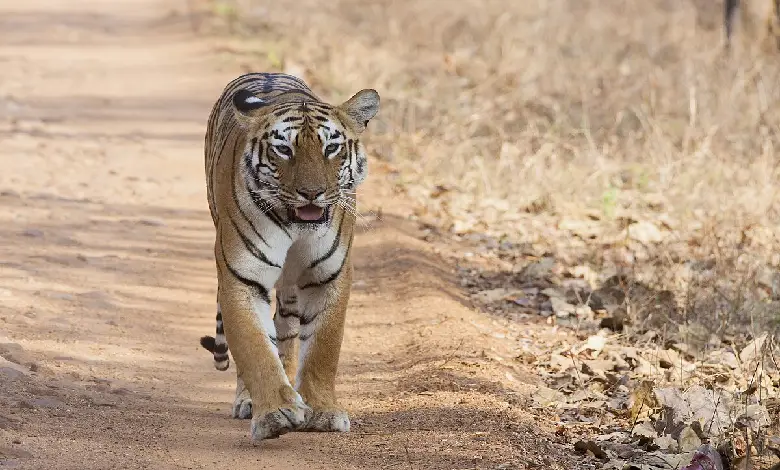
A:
[199,308,230,371]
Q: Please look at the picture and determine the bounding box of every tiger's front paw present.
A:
[250,399,310,443]
[300,409,350,433]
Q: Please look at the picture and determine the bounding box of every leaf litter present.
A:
[412,200,780,469]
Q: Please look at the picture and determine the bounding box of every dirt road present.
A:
[0,0,575,468]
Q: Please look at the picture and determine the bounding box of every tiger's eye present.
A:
[324,143,340,156]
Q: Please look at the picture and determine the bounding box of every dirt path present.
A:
[0,1,575,469]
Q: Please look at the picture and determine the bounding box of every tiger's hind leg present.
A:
[199,303,230,371]
[232,367,253,419]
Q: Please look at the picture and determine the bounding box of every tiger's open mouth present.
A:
[289,204,330,224]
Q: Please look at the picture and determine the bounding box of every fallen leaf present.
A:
[632,421,657,440]
[628,221,665,244]
[573,440,608,460]
[629,380,658,421]
[739,332,768,365]
[653,386,731,436]
[677,426,701,452]
[518,257,555,279]
[654,434,677,452]
[656,349,681,369]
[532,386,565,407]
[582,334,608,358]
[582,359,615,377]
[734,403,770,433]
[680,444,724,470]
[550,297,576,318]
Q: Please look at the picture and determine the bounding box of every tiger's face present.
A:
[232,88,380,224]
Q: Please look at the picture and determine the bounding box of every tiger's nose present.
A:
[297,188,325,202]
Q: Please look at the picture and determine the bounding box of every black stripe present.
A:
[218,231,271,304]
[300,310,320,326]
[309,213,345,269]
[300,233,353,290]
[269,332,299,343]
[214,343,228,354]
[213,122,239,175]
[277,308,300,318]
[216,323,224,334]
[264,207,292,238]
[273,106,297,117]
[300,332,312,341]
[230,156,271,246]
[214,353,229,361]
[228,215,281,268]
[248,137,258,166]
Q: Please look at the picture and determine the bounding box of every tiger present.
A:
[198,72,379,443]
[725,0,780,52]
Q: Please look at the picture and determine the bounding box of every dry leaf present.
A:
[582,334,608,358]
[734,403,770,433]
[654,386,731,436]
[739,333,768,365]
[532,386,565,407]
[677,426,702,452]
[551,297,576,318]
[629,380,659,421]
[655,434,678,452]
[632,421,657,440]
[628,221,665,244]
[573,440,608,460]
[680,444,724,470]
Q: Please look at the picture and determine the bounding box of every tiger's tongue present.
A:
[295,204,325,221]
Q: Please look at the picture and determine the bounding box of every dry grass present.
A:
[205,0,780,339]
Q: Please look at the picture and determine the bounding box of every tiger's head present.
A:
[232,88,380,224]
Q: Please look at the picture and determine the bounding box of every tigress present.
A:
[198,72,379,443]
[725,0,780,51]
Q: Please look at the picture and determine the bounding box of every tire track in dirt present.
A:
[0,0,576,468]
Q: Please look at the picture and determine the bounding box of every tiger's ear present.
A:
[232,89,268,126]
[338,89,380,133]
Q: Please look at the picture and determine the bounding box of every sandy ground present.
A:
[0,0,578,468]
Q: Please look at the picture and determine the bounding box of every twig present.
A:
[438,338,466,369]
[629,399,645,436]
[403,441,414,470]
